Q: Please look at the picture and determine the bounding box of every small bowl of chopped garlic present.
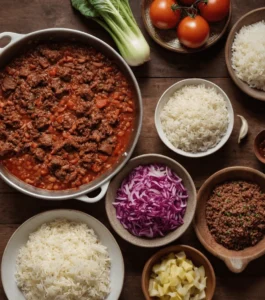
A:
[155,78,234,158]
[142,245,216,300]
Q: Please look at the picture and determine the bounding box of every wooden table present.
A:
[1,1,265,299]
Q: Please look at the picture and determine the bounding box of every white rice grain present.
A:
[160,84,229,153]
[232,21,265,91]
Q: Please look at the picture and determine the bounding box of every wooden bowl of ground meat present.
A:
[194,166,265,273]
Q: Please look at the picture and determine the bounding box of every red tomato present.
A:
[177,15,210,48]
[180,0,196,5]
[198,0,230,22]
[150,0,181,29]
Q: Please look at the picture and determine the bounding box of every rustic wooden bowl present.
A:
[141,0,232,53]
[254,130,265,164]
[141,245,216,300]
[194,166,265,273]
[105,154,196,248]
[225,7,265,101]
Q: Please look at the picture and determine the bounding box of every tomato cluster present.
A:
[149,0,230,49]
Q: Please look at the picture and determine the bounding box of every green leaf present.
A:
[71,0,150,66]
[71,0,99,18]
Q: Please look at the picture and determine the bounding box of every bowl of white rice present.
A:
[1,210,124,300]
[225,7,265,101]
[155,79,234,158]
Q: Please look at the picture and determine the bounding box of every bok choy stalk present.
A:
[71,0,150,66]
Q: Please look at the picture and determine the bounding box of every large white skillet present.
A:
[0,29,143,203]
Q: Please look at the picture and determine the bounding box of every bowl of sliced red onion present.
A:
[105,154,196,248]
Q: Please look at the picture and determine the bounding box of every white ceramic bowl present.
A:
[155,79,234,158]
[1,209,124,300]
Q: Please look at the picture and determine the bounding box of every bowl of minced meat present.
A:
[206,180,265,251]
[155,79,234,158]
[194,166,265,273]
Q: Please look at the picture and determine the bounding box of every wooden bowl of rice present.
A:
[225,7,265,101]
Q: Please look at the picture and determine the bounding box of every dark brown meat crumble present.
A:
[0,43,135,190]
[206,180,265,251]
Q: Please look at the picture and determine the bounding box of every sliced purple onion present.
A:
[113,164,188,238]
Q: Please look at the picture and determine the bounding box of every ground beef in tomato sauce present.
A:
[0,43,135,190]
[206,181,265,251]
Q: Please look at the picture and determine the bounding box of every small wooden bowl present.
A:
[194,167,265,273]
[254,130,265,164]
[105,154,196,248]
[141,245,216,300]
[225,7,265,101]
[141,0,232,53]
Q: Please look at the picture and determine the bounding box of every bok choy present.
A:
[71,0,150,66]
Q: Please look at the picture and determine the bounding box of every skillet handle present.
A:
[0,32,25,54]
[74,181,110,203]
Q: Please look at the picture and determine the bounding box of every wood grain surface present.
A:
[1,1,265,300]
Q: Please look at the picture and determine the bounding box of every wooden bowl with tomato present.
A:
[141,0,232,53]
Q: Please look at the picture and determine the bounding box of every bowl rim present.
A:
[194,166,265,273]
[154,78,234,158]
[141,0,232,53]
[105,153,197,248]
[1,209,125,300]
[141,244,216,300]
[253,130,265,164]
[225,7,265,101]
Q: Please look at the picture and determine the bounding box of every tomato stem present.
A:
[171,4,182,11]
[171,0,209,18]
[171,4,197,18]
[197,0,208,4]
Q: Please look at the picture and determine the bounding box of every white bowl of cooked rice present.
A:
[155,79,234,158]
[1,210,124,300]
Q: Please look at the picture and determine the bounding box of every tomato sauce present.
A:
[0,43,136,190]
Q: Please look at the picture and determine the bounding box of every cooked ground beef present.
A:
[206,181,265,251]
[0,43,135,190]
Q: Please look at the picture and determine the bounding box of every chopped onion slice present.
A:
[113,164,188,238]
